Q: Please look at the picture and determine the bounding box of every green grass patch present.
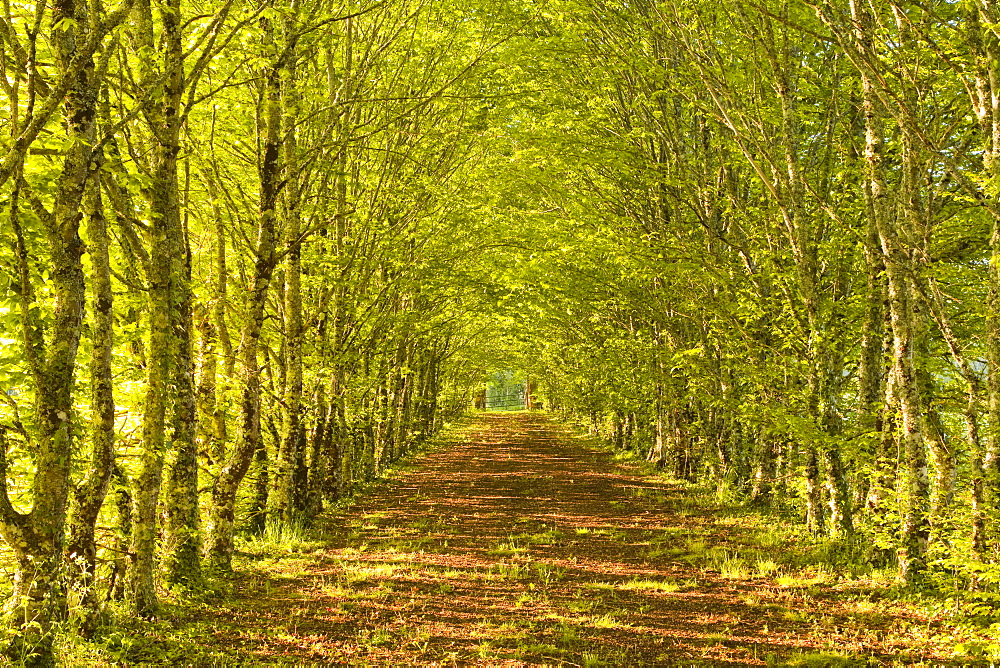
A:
[618,578,683,593]
[488,537,529,556]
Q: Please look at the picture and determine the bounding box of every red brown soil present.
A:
[191,413,954,666]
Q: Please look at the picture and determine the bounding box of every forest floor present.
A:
[72,413,983,666]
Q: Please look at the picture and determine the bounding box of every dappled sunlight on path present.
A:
[200,413,947,665]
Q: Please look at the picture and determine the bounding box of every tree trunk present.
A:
[805,447,824,534]
[163,194,201,588]
[888,5,931,582]
[127,0,184,617]
[306,385,329,518]
[273,30,303,524]
[65,149,115,631]
[106,465,133,602]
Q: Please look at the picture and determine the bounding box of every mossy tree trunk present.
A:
[273,31,304,526]
[127,0,184,617]
[65,146,115,630]
[163,183,202,588]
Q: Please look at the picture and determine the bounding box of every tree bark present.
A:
[163,194,202,588]
[65,148,115,631]
[274,33,304,525]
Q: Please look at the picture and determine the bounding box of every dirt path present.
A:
[189,413,946,666]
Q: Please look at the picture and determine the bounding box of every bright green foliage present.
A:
[2,0,1000,661]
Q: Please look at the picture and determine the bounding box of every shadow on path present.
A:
[203,413,943,666]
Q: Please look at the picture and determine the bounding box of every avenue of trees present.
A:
[4,0,1000,663]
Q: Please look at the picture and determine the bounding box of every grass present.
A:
[476,641,498,660]
[409,516,439,531]
[515,642,565,660]
[777,650,863,666]
[705,631,729,644]
[710,550,751,579]
[360,626,394,647]
[488,537,529,557]
[581,581,615,592]
[560,418,1000,664]
[781,609,811,623]
[533,562,567,585]
[45,419,490,666]
[589,612,629,629]
[684,537,708,554]
[618,578,684,593]
[756,558,781,577]
[491,561,532,580]
[510,527,566,545]
[776,572,830,588]
[554,622,581,644]
[562,599,597,614]
[237,518,328,558]
[338,561,404,583]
